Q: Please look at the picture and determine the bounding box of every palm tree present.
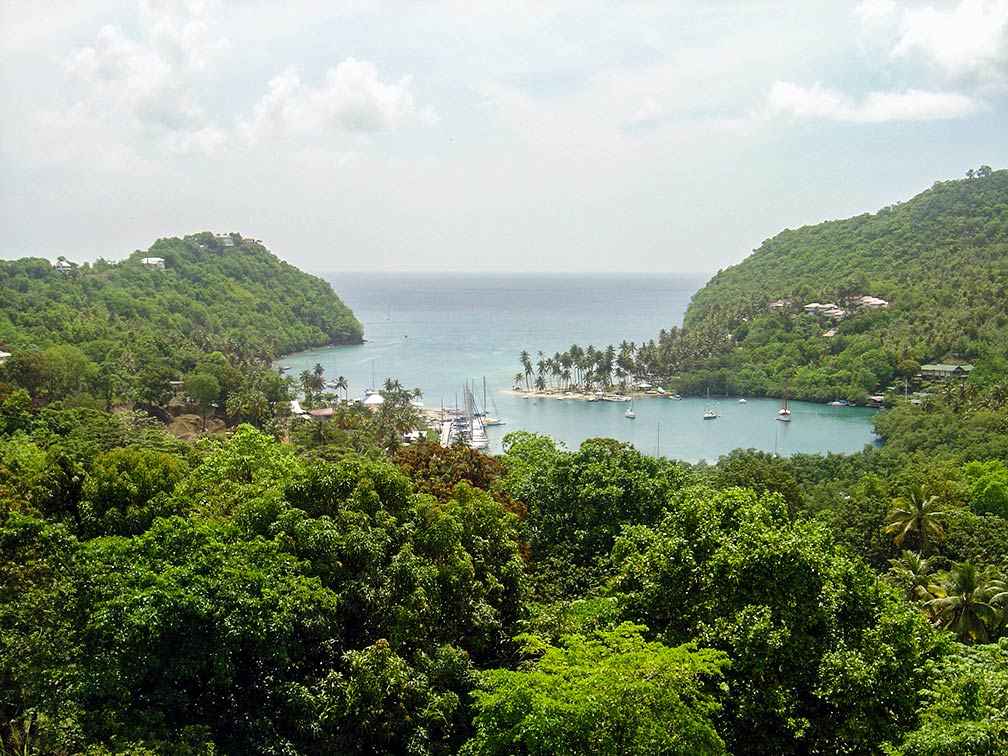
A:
[885,483,948,555]
[514,372,526,391]
[334,375,348,403]
[520,351,533,390]
[887,550,940,604]
[925,562,1008,643]
[299,368,315,405]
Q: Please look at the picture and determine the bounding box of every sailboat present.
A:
[776,388,792,422]
[703,388,718,419]
[624,399,636,419]
[478,377,506,426]
[466,383,490,450]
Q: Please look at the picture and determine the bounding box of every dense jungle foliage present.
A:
[516,167,1008,404]
[670,166,1008,401]
[0,232,362,406]
[3,399,1008,755]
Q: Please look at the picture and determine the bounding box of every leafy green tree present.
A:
[225,386,269,427]
[176,424,300,520]
[313,641,475,756]
[30,451,85,532]
[886,639,1008,756]
[1,351,53,401]
[0,386,32,436]
[711,448,806,515]
[334,374,348,403]
[0,511,84,755]
[183,372,220,430]
[962,460,1008,518]
[371,380,425,454]
[80,447,186,538]
[43,344,100,401]
[78,516,341,754]
[462,624,729,756]
[500,432,690,599]
[612,485,943,756]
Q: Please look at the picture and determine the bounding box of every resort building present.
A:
[141,257,166,270]
[852,295,889,308]
[918,363,975,379]
[804,302,846,319]
[52,258,74,275]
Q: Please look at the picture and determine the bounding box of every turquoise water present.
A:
[283,272,881,463]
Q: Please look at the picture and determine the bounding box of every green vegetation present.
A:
[517,168,1008,404]
[0,232,362,409]
[5,402,1007,754]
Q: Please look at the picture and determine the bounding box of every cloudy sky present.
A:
[1,1,1006,274]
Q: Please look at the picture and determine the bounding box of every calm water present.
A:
[283,272,881,463]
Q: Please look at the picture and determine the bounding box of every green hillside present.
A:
[0,232,362,354]
[659,167,1008,401]
[0,232,362,405]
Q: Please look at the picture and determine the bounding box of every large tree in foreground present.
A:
[612,486,943,756]
[462,623,729,756]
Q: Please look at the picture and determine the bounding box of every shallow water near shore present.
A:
[283,272,880,463]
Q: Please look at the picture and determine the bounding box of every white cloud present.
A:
[628,97,661,125]
[891,0,1008,88]
[293,146,359,166]
[60,1,228,146]
[29,105,162,175]
[237,58,437,145]
[161,126,228,155]
[854,0,897,24]
[762,80,982,122]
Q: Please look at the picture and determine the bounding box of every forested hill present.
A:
[0,231,362,358]
[665,167,1008,401]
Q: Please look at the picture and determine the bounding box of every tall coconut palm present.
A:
[334,375,349,403]
[520,351,533,390]
[925,562,1008,644]
[885,483,948,555]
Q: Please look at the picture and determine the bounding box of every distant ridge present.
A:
[669,168,1008,401]
[0,231,363,358]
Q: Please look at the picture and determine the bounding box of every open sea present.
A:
[282,272,881,463]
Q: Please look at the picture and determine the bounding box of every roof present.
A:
[920,363,974,372]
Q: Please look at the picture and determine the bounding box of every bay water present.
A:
[282,272,881,463]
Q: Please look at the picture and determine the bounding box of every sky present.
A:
[1,0,1006,275]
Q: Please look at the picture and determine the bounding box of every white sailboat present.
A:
[703,388,718,419]
[624,399,636,419]
[466,383,490,450]
[777,388,792,422]
[478,376,506,426]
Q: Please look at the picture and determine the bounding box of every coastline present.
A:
[502,387,672,401]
